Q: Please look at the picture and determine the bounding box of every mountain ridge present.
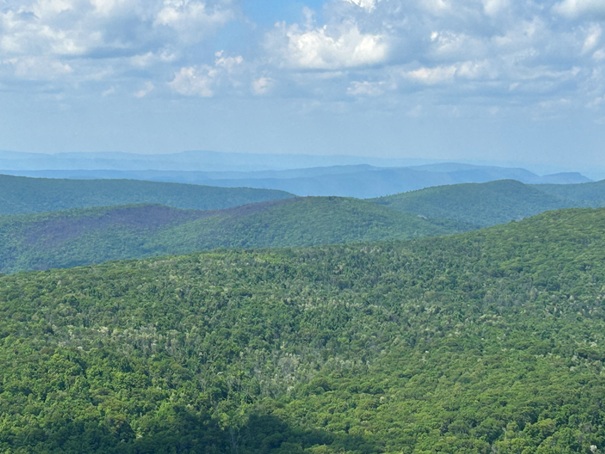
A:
[0,174,294,215]
[1,149,593,198]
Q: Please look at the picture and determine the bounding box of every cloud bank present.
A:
[0,0,604,117]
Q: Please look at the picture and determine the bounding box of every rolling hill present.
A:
[535,179,605,206]
[3,177,605,273]
[371,180,570,228]
[0,197,453,273]
[1,208,605,452]
[0,174,294,215]
[371,179,605,228]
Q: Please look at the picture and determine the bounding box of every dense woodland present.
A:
[1,207,605,452]
[2,177,605,274]
[372,179,605,228]
[0,174,293,215]
[0,198,454,273]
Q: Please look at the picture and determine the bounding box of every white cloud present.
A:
[130,50,177,68]
[271,22,388,70]
[134,81,155,98]
[406,65,457,84]
[420,0,453,16]
[594,48,605,60]
[344,0,378,12]
[169,51,244,97]
[0,0,604,117]
[6,56,73,80]
[252,77,273,95]
[347,80,388,96]
[0,0,236,90]
[429,31,487,60]
[169,66,215,96]
[582,24,603,54]
[554,0,605,20]
[154,0,233,43]
[482,0,509,18]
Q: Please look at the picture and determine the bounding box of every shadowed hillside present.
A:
[0,197,454,273]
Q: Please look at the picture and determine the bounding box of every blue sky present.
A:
[1,0,605,176]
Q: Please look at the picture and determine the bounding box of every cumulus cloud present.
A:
[0,0,604,118]
[154,0,234,43]
[268,21,388,70]
[252,76,274,95]
[6,56,73,80]
[249,0,605,116]
[0,0,236,87]
[344,0,378,12]
[169,51,244,97]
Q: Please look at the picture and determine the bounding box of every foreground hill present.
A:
[0,198,452,273]
[1,208,605,452]
[0,174,293,215]
[372,179,605,228]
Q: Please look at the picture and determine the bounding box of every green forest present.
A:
[0,198,455,273]
[0,174,293,215]
[2,207,605,452]
[3,176,605,274]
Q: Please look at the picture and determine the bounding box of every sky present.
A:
[1,0,605,176]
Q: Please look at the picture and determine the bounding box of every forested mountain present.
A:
[1,207,605,452]
[3,148,592,198]
[0,149,415,172]
[371,179,605,228]
[536,179,605,206]
[372,180,569,228]
[0,174,293,215]
[0,198,453,274]
[6,164,591,198]
[3,177,605,273]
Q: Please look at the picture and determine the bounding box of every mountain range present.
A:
[1,174,605,273]
[2,149,605,452]
[0,150,591,198]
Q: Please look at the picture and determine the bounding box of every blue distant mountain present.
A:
[0,150,592,198]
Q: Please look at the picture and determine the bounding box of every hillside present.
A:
[0,174,294,215]
[372,179,580,228]
[0,197,453,273]
[1,208,605,452]
[535,179,605,206]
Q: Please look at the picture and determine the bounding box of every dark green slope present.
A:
[0,174,294,214]
[1,208,605,452]
[533,179,605,206]
[0,205,213,273]
[371,179,576,228]
[0,197,451,273]
[153,196,451,252]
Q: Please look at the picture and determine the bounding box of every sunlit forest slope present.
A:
[1,208,604,452]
